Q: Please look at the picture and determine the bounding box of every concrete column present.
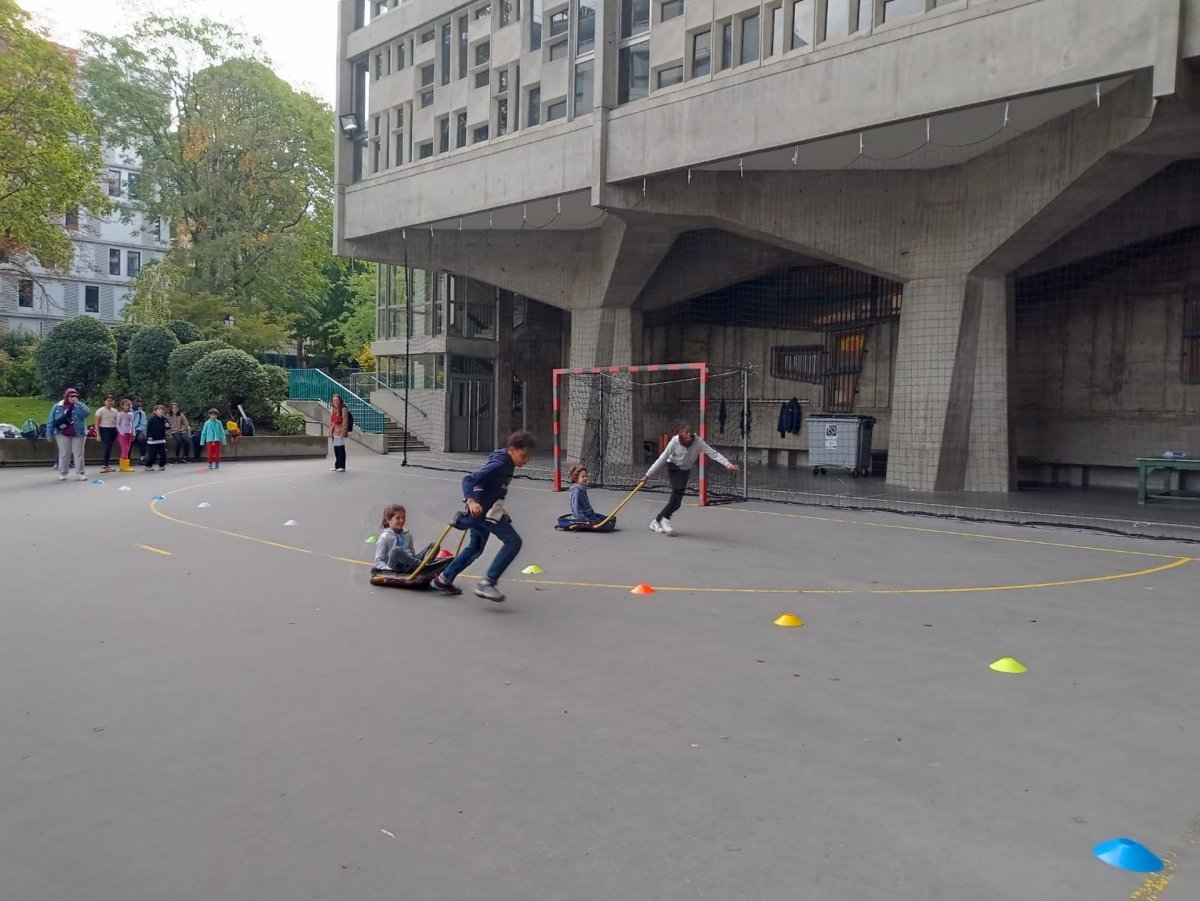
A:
[564,307,643,474]
[965,277,1015,492]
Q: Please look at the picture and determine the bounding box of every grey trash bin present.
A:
[807,414,875,477]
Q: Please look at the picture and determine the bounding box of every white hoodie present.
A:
[645,434,732,479]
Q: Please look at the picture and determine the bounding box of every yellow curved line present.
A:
[148,476,1193,595]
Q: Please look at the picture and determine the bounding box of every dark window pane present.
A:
[578,0,596,52]
[883,0,925,21]
[528,86,541,125]
[661,0,683,21]
[549,10,568,35]
[657,65,683,88]
[720,23,732,70]
[18,279,33,307]
[826,0,849,39]
[546,99,566,120]
[741,13,759,63]
[458,16,468,78]
[475,69,490,88]
[792,0,813,47]
[441,23,451,84]
[692,30,711,76]
[457,111,468,147]
[548,39,568,60]
[531,0,542,49]
[473,124,489,143]
[617,44,649,103]
[620,0,650,38]
[84,286,99,313]
[109,249,121,275]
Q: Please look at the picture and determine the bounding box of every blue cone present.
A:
[152,495,165,500]
[1093,838,1164,873]
[91,479,104,485]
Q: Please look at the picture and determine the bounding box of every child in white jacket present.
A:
[644,421,738,535]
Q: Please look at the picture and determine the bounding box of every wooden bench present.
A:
[1136,457,1200,503]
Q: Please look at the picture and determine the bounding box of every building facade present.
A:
[0,149,168,335]
[337,0,1200,492]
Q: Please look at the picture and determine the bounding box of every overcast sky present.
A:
[24,0,337,103]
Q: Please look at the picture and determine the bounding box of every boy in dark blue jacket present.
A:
[433,430,536,602]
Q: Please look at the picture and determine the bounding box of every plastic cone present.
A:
[196,502,210,508]
[364,535,378,543]
[631,584,655,595]
[283,519,298,526]
[774,613,804,628]
[521,564,544,574]
[437,549,455,559]
[118,485,132,492]
[989,657,1027,674]
[1093,838,1164,873]
[91,479,104,485]
[152,495,165,501]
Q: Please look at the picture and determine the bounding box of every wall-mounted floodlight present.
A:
[339,113,362,137]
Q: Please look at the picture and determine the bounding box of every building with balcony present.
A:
[0,148,169,335]
[336,0,1200,491]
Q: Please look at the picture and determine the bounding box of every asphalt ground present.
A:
[1,448,1198,900]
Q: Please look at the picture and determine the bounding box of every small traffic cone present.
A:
[283,519,298,526]
[521,564,544,574]
[364,535,378,543]
[989,657,1027,674]
[1093,838,1164,873]
[631,584,655,595]
[774,613,804,627]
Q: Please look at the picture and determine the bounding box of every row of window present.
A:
[108,249,142,278]
[15,280,103,314]
[105,169,140,200]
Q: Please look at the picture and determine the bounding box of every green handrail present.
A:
[287,369,386,433]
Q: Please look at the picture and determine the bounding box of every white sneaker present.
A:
[659,518,675,535]
[76,473,88,480]
[649,519,664,533]
[330,466,337,471]
[58,473,67,481]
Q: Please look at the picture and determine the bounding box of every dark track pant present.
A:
[655,463,691,522]
[99,427,117,467]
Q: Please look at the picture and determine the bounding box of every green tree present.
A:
[167,338,229,404]
[83,18,333,341]
[0,0,110,271]
[35,316,116,397]
[165,319,202,344]
[127,324,179,402]
[181,347,268,415]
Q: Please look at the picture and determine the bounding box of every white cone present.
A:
[118,486,132,492]
[197,502,210,508]
[283,519,298,526]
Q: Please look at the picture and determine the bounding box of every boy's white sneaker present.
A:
[659,518,675,535]
[649,519,665,534]
[57,474,67,481]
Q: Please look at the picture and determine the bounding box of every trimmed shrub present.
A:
[167,339,230,407]
[273,412,306,436]
[127,324,180,403]
[182,347,269,414]
[35,316,117,398]
[165,319,202,344]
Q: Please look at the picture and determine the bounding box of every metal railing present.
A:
[345,371,428,418]
[287,368,386,433]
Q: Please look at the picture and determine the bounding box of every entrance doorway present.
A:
[448,357,494,452]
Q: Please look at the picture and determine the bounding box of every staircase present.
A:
[385,420,428,453]
[288,368,429,455]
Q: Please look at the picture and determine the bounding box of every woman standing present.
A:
[47,388,89,481]
[116,398,136,473]
[329,393,351,472]
[94,395,119,473]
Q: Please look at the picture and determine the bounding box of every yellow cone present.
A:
[521,564,544,575]
[774,613,804,628]
[989,657,1027,674]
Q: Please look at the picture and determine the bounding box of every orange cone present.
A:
[631,584,655,595]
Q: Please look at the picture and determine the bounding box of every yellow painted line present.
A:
[1130,808,1200,900]
[135,544,173,557]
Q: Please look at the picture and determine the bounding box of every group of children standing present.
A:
[370,421,737,603]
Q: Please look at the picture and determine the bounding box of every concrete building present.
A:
[0,149,169,334]
[335,0,1200,493]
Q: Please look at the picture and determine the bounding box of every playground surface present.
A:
[1,448,1198,900]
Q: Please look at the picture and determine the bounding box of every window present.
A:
[152,217,162,241]
[499,0,514,26]
[573,60,593,115]
[127,251,141,278]
[720,22,732,70]
[770,6,783,55]
[418,141,434,159]
[126,172,140,200]
[373,113,381,136]
[421,64,435,87]
[395,131,406,165]
[438,116,450,152]
[473,124,489,143]
[458,16,468,78]
[84,285,100,314]
[17,279,33,308]
[856,0,873,30]
[397,39,407,70]
[883,0,925,21]
[531,0,543,49]
[497,98,509,135]
[578,0,596,52]
[657,64,683,88]
[375,51,384,79]
[420,89,434,107]
[549,9,568,36]
[617,44,649,103]
[353,138,368,181]
[497,69,509,93]
[421,28,436,42]
[771,345,825,383]
[474,4,491,19]
[512,294,528,329]
[792,0,813,47]
[373,138,382,173]
[441,23,451,84]
[109,249,121,275]
[620,0,650,38]
[548,39,568,61]
[661,0,683,21]
[106,169,121,196]
[546,98,566,120]
[825,0,850,40]
[740,12,760,63]
[528,86,541,125]
[476,41,491,66]
[65,207,79,230]
[692,30,711,76]
[456,110,468,147]
[1184,291,1200,383]
[475,69,490,88]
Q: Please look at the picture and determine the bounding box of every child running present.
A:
[372,504,421,574]
[200,409,227,469]
[567,465,606,525]
[432,430,536,603]
[644,420,739,535]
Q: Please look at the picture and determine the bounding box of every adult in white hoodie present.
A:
[644,421,738,534]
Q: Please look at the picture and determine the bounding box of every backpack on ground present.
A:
[19,418,38,440]
[235,404,255,437]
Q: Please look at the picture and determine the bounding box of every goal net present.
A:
[553,363,748,506]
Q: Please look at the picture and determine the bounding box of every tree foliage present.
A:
[182,347,268,414]
[127,324,179,401]
[167,338,229,399]
[0,0,110,271]
[165,319,202,344]
[35,316,117,397]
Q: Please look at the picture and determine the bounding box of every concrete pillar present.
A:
[564,307,643,474]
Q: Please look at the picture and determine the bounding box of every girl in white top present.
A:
[644,421,738,535]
